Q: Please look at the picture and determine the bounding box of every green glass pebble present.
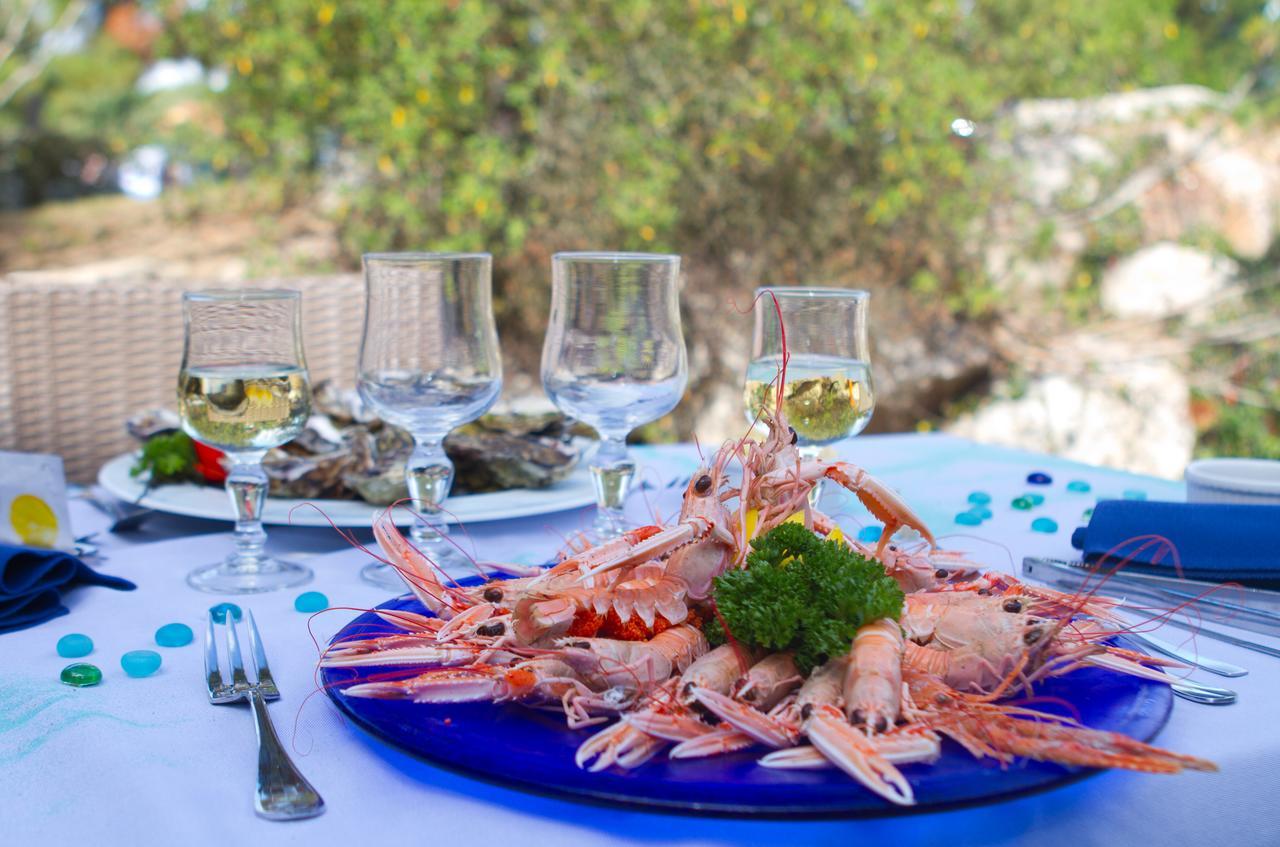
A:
[209,603,242,623]
[967,491,992,505]
[1066,480,1091,493]
[294,591,329,613]
[1082,507,1094,520]
[1024,493,1045,506]
[121,650,162,678]
[60,662,102,687]
[955,511,983,526]
[1031,517,1059,534]
[1123,489,1147,501]
[155,623,194,648]
[1011,496,1034,510]
[856,525,883,543]
[56,633,93,658]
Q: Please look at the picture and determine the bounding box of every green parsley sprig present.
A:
[130,431,198,484]
[705,521,904,674]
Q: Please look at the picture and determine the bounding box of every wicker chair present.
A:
[0,269,364,482]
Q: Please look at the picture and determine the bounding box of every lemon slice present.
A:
[11,493,59,548]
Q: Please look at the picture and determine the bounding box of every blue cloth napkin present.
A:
[1071,500,1280,587]
[0,544,135,634]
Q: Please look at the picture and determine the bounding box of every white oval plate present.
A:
[97,453,597,527]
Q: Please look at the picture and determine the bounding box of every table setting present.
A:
[2,251,1279,847]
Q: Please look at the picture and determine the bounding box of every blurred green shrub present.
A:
[165,0,1276,281]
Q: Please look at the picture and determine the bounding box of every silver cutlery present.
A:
[71,486,155,533]
[1169,678,1237,706]
[1117,622,1248,677]
[205,610,325,820]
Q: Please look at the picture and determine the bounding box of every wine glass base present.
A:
[186,556,313,594]
[361,561,408,591]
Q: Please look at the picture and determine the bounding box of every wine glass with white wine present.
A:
[743,287,875,502]
[178,289,313,593]
[356,252,503,589]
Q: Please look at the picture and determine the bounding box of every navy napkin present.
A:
[1071,500,1280,588]
[0,544,135,634]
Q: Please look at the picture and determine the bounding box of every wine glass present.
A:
[357,253,502,589]
[542,252,687,538]
[743,287,876,502]
[178,289,314,593]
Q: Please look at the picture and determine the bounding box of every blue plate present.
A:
[322,594,1174,815]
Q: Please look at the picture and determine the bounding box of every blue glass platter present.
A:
[322,593,1174,816]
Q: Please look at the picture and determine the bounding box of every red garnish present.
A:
[192,441,228,484]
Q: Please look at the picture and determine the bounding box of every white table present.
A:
[4,435,1276,847]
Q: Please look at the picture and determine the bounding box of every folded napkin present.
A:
[1071,500,1280,588]
[0,544,135,634]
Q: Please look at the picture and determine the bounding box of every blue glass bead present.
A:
[1024,493,1045,506]
[1026,472,1053,485]
[155,623,193,648]
[1066,480,1091,493]
[121,650,162,678]
[294,591,329,613]
[955,511,983,526]
[856,525,883,543]
[1031,517,1059,534]
[1123,489,1147,501]
[967,491,992,505]
[56,633,93,658]
[209,603,242,623]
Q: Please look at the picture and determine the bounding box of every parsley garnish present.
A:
[130,431,197,484]
[705,522,904,674]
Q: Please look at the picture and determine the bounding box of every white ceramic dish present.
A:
[98,452,597,527]
[1185,458,1280,505]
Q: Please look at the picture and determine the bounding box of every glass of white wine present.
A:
[542,252,687,539]
[178,289,313,593]
[357,253,503,589]
[744,287,875,500]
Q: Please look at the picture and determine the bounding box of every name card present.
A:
[0,451,75,550]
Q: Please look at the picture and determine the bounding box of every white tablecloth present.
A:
[4,435,1277,846]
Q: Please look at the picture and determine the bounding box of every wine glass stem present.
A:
[591,435,636,539]
[226,453,269,570]
[406,437,454,551]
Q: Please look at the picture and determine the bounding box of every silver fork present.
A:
[205,610,325,820]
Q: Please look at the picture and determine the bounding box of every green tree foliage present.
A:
[166,0,1278,279]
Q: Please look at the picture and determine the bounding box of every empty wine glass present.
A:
[743,287,876,502]
[542,252,687,538]
[178,289,313,593]
[357,253,502,589]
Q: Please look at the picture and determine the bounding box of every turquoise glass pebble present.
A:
[294,591,329,613]
[155,623,193,648]
[1066,480,1091,493]
[209,603,242,623]
[1024,493,1045,506]
[121,650,162,678]
[60,663,102,687]
[967,491,992,505]
[1026,471,1052,485]
[856,525,883,543]
[56,633,94,658]
[968,506,993,520]
[1011,496,1033,510]
[1123,489,1147,501]
[955,511,983,526]
[1031,517,1059,534]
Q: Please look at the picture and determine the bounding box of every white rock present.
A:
[946,361,1193,479]
[1099,242,1237,320]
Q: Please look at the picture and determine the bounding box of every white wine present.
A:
[179,364,311,451]
[743,354,874,445]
